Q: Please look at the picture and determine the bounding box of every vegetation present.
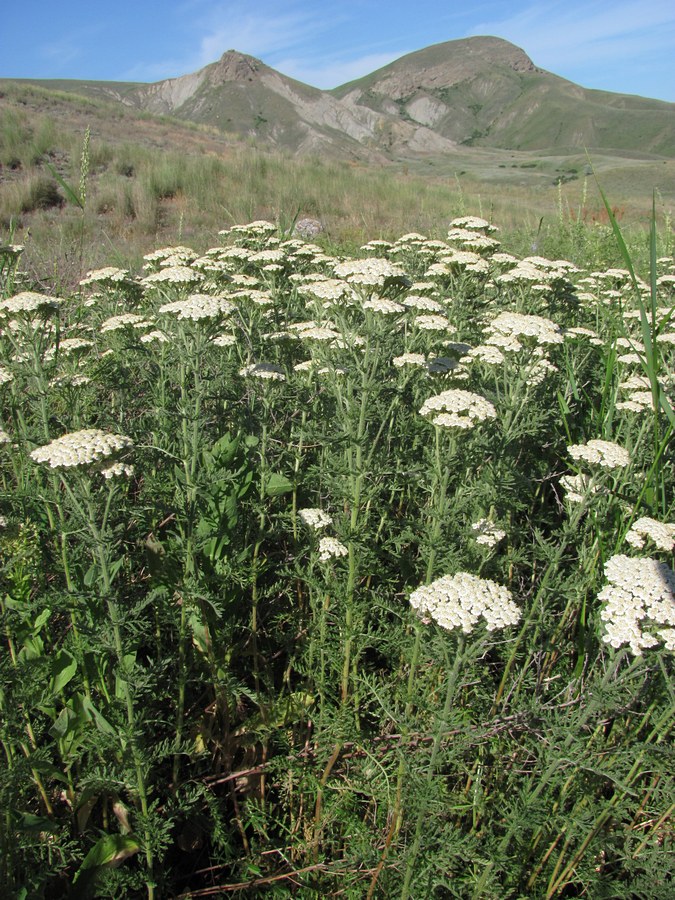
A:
[1,171,674,899]
[1,79,673,293]
[0,77,674,899]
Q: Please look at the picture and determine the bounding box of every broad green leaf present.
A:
[265,472,293,497]
[80,695,117,737]
[72,833,140,897]
[51,649,77,694]
[19,634,45,661]
[33,608,51,632]
[15,811,60,833]
[189,611,212,656]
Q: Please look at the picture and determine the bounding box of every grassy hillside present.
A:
[0,80,673,290]
[333,37,675,158]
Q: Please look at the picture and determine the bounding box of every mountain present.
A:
[334,37,674,157]
[8,36,675,163]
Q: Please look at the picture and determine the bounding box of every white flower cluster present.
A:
[298,508,333,530]
[0,366,14,384]
[80,267,130,286]
[414,314,451,331]
[142,266,203,286]
[333,258,405,286]
[448,216,498,233]
[393,352,427,368]
[143,246,197,265]
[31,429,133,469]
[625,517,675,551]
[212,333,236,347]
[297,325,342,342]
[300,279,350,302]
[567,439,631,470]
[0,428,11,444]
[100,462,135,479]
[485,311,563,348]
[615,392,653,413]
[239,363,286,381]
[50,374,91,388]
[101,313,151,333]
[420,389,496,430]
[222,220,277,238]
[599,554,675,655]
[409,572,520,633]
[159,294,235,321]
[403,295,445,312]
[363,297,406,314]
[0,291,63,315]
[465,344,505,366]
[140,330,169,344]
[471,519,506,547]
[231,289,273,306]
[250,249,285,264]
[318,536,348,561]
[560,473,597,505]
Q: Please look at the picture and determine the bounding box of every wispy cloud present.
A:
[467,0,675,69]
[37,22,108,76]
[122,1,333,82]
[275,51,411,89]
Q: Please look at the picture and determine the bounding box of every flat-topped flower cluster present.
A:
[599,554,675,655]
[419,388,496,429]
[409,573,521,634]
[30,429,133,469]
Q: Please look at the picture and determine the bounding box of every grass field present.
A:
[1,193,674,897]
[1,78,674,898]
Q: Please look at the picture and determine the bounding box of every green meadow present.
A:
[0,88,674,899]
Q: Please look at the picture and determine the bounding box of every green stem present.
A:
[400,634,467,900]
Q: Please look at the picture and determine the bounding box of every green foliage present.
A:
[0,191,673,899]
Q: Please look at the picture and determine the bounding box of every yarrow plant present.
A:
[567,438,631,469]
[419,388,496,429]
[2,206,674,900]
[30,428,133,469]
[598,554,675,654]
[409,572,521,633]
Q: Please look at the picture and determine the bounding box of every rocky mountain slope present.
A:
[10,36,675,163]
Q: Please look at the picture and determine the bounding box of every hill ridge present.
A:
[4,36,674,161]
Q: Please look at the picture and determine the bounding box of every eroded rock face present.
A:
[405,96,449,127]
[210,51,261,84]
[139,72,206,113]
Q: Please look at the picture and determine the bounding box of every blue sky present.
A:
[2,1,674,101]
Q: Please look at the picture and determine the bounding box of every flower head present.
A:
[0,291,63,315]
[420,389,496,430]
[409,573,520,633]
[239,362,286,381]
[318,536,348,561]
[625,517,675,552]
[31,429,133,470]
[158,294,235,321]
[471,519,506,548]
[298,508,333,530]
[598,554,675,655]
[567,439,630,470]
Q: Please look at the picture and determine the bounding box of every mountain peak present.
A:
[210,50,263,83]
